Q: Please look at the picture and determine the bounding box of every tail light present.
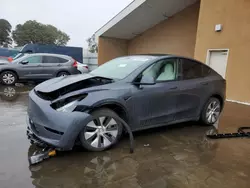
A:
[8,57,13,62]
[73,60,77,68]
[83,65,88,69]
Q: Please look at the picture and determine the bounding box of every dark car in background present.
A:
[15,44,83,63]
[0,57,10,64]
[27,55,226,152]
[0,56,12,63]
[0,48,20,62]
[0,53,79,85]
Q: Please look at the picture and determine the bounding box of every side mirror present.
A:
[133,75,156,86]
[20,61,28,65]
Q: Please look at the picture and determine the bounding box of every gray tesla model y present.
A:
[27,55,226,151]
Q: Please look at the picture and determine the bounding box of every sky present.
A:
[0,0,133,48]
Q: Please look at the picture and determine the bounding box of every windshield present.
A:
[90,56,153,79]
[9,52,19,58]
[11,54,29,64]
[13,53,25,60]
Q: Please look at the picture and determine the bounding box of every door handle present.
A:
[201,82,208,85]
[170,86,178,90]
[37,64,42,67]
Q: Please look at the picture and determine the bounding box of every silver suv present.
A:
[0,53,79,85]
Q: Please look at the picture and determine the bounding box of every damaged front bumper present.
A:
[27,89,92,150]
[27,125,48,148]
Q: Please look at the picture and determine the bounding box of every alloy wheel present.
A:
[206,100,221,124]
[57,72,69,77]
[2,73,15,84]
[84,117,119,149]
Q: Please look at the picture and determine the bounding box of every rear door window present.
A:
[43,56,68,63]
[202,65,216,77]
[180,59,203,80]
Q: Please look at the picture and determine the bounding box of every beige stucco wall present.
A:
[98,0,250,102]
[194,0,250,103]
[98,2,200,65]
[98,37,128,65]
[128,2,200,58]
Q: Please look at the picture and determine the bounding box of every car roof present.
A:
[127,54,204,63]
[135,53,170,57]
[22,53,72,59]
[126,54,169,59]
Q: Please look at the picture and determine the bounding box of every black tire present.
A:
[200,97,221,125]
[79,108,123,152]
[0,71,18,85]
[57,71,70,77]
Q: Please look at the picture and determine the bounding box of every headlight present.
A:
[56,100,78,112]
[52,94,88,112]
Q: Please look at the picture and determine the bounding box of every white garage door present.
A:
[207,50,229,78]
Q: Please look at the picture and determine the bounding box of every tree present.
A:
[12,20,70,46]
[55,30,70,46]
[0,19,12,47]
[87,34,98,53]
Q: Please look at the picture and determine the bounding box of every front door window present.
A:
[141,59,178,82]
[22,56,42,64]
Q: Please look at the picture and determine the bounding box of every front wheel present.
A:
[201,97,221,125]
[79,108,123,152]
[0,71,17,85]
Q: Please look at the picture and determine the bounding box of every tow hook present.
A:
[29,148,57,165]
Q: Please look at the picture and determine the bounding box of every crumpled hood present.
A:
[34,74,115,101]
[35,74,96,93]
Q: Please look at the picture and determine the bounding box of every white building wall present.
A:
[83,49,98,71]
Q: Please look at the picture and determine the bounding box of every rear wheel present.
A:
[0,71,17,85]
[201,97,221,125]
[57,71,70,77]
[79,108,123,151]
